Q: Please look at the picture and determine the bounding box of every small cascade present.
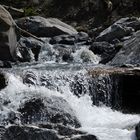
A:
[0,68,139,140]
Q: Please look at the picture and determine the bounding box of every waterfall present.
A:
[0,66,139,140]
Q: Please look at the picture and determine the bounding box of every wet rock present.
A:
[0,72,7,90]
[16,16,78,37]
[136,122,140,140]
[50,32,90,46]
[17,37,42,61]
[2,124,98,140]
[2,125,62,140]
[50,35,75,45]
[0,126,6,139]
[53,44,74,62]
[115,17,140,31]
[89,41,120,64]
[17,46,34,62]
[109,31,140,66]
[96,17,135,42]
[18,95,81,128]
[0,61,12,68]
[71,134,98,140]
[23,71,38,86]
[89,67,140,112]
[0,5,18,61]
[39,123,85,136]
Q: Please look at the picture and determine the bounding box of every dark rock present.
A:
[17,37,42,61]
[0,5,18,61]
[115,17,140,31]
[89,42,120,64]
[2,125,62,140]
[96,23,133,42]
[50,32,90,46]
[0,72,7,90]
[18,95,81,128]
[136,122,140,140]
[109,31,140,66]
[71,134,98,140]
[1,124,98,140]
[0,126,6,139]
[89,67,140,112]
[17,46,34,62]
[16,16,78,37]
[75,32,90,43]
[53,44,74,62]
[50,35,75,45]
[62,53,73,62]
[23,71,38,86]
[0,61,12,68]
[39,123,85,136]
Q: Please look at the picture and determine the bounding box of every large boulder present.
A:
[16,16,78,37]
[18,95,81,128]
[95,17,135,42]
[109,31,140,66]
[0,5,18,61]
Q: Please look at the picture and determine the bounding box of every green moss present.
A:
[24,7,37,16]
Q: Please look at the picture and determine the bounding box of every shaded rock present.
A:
[0,5,18,61]
[136,122,140,140]
[0,126,6,139]
[16,16,78,37]
[89,67,140,112]
[2,125,62,140]
[95,17,138,43]
[2,124,98,140]
[109,31,140,66]
[115,17,140,31]
[53,44,74,62]
[18,95,81,128]
[96,23,133,42]
[50,32,90,46]
[39,123,85,136]
[0,72,7,90]
[50,35,75,45]
[0,61,12,68]
[17,45,34,62]
[71,134,97,140]
[89,42,120,64]
[17,37,42,61]
[23,71,38,86]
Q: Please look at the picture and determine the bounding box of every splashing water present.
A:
[0,70,139,140]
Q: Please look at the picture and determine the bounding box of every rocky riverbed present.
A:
[0,2,140,140]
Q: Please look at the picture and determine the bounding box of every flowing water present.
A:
[0,43,140,140]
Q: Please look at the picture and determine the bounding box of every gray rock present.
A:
[115,17,140,31]
[89,41,119,64]
[0,5,18,61]
[17,37,42,61]
[96,23,133,42]
[16,16,78,37]
[0,72,7,90]
[1,124,98,140]
[109,31,140,66]
[18,95,81,128]
[95,17,140,43]
[136,122,140,140]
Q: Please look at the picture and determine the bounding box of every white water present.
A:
[0,72,140,140]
